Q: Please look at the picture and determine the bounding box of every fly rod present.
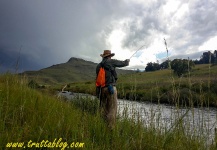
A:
[129,45,146,59]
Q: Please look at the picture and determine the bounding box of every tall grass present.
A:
[1,73,215,149]
[63,64,217,108]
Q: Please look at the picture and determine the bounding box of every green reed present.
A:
[1,73,216,149]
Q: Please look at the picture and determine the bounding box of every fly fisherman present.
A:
[96,50,130,129]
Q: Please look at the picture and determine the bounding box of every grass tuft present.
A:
[0,73,215,149]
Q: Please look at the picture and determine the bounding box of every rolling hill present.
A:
[21,57,134,85]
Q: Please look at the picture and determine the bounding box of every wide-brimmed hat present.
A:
[100,50,115,58]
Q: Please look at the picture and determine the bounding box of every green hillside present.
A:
[21,57,134,85]
[64,64,217,107]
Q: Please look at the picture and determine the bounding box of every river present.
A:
[58,91,217,144]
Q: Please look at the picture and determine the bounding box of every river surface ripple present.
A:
[59,91,217,144]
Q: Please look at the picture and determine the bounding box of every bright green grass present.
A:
[63,64,217,107]
[0,74,215,149]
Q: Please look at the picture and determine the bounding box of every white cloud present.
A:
[1,0,217,71]
[174,3,189,20]
[162,0,181,16]
[199,36,217,51]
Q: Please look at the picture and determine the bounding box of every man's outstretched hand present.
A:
[125,59,130,62]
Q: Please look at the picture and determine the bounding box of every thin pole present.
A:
[129,45,146,59]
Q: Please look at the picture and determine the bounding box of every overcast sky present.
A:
[0,0,217,72]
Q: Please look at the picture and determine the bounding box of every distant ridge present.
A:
[21,57,134,85]
[67,57,93,63]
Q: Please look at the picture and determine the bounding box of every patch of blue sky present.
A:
[133,51,143,58]
[156,51,168,59]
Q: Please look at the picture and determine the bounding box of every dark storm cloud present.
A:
[0,0,125,71]
[0,0,217,72]
[0,47,43,73]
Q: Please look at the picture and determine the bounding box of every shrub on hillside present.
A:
[171,59,195,77]
[28,80,39,89]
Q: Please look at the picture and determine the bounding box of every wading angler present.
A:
[96,50,130,129]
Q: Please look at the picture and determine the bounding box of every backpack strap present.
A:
[100,59,107,68]
[100,59,118,83]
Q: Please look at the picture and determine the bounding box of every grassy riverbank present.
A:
[63,64,217,107]
[0,74,216,149]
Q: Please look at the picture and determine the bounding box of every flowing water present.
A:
[118,99,217,143]
[59,91,217,144]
